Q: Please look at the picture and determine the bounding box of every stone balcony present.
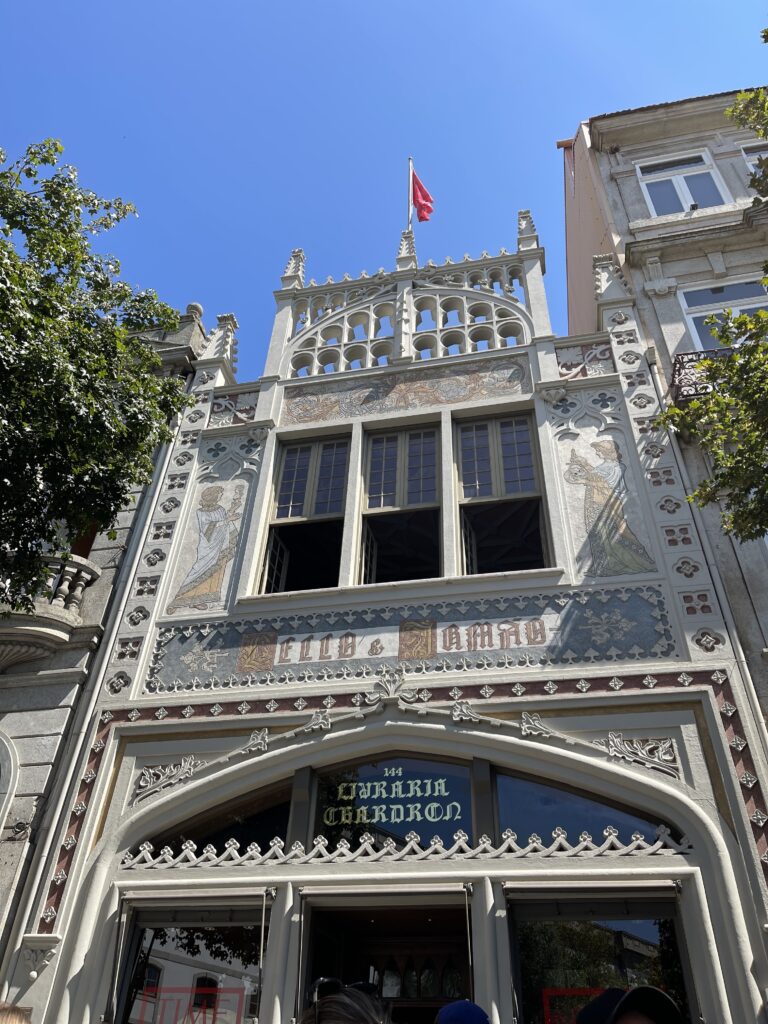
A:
[0,554,101,673]
[671,348,731,402]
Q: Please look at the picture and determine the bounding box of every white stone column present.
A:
[440,409,460,577]
[470,877,502,1024]
[338,420,364,588]
[260,882,296,1024]
[521,256,553,338]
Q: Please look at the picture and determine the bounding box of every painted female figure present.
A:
[564,440,655,576]
[168,484,244,612]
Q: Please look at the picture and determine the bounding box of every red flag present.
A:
[411,169,434,222]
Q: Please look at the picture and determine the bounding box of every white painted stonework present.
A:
[2,103,768,1024]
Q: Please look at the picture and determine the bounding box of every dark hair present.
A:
[299,989,388,1024]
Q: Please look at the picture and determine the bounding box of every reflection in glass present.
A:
[442,961,463,999]
[382,962,402,999]
[646,178,684,215]
[403,959,418,998]
[515,914,690,1024]
[420,959,438,998]
[122,924,264,1024]
[684,172,723,209]
[496,772,667,846]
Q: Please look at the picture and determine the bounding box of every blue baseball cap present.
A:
[436,1001,490,1024]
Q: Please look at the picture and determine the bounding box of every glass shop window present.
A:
[315,755,472,849]
[509,897,694,1024]
[496,771,668,846]
[637,153,727,216]
[118,907,268,1024]
[681,279,768,349]
[456,416,546,575]
[360,427,441,584]
[262,436,350,593]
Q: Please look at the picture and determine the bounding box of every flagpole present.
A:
[408,155,413,231]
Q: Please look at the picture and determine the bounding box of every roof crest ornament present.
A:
[396,228,418,271]
[281,248,305,289]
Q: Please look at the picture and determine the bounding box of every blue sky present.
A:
[4,2,767,380]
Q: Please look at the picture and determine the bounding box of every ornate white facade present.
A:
[1,94,768,1024]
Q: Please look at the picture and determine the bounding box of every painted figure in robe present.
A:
[168,484,244,611]
[564,440,655,576]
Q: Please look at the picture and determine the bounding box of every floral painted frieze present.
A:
[146,586,677,693]
[281,355,529,425]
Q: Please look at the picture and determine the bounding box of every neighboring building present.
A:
[2,102,768,1024]
[559,90,768,713]
[0,309,208,969]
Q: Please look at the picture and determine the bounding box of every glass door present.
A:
[305,902,471,1024]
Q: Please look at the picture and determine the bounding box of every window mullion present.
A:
[491,420,504,499]
[306,445,321,517]
[675,174,694,209]
[398,432,407,509]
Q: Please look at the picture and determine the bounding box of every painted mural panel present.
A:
[281,355,529,425]
[147,585,676,693]
[561,433,656,578]
[166,480,247,615]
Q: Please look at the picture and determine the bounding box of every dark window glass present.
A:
[460,423,493,498]
[684,171,723,208]
[316,757,472,848]
[143,963,161,998]
[499,418,536,494]
[368,435,398,509]
[314,440,349,515]
[407,430,437,504]
[496,772,663,845]
[639,155,704,175]
[684,281,766,306]
[276,445,311,518]
[193,976,219,1009]
[646,178,684,216]
[691,315,716,347]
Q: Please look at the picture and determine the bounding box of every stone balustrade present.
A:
[39,554,101,618]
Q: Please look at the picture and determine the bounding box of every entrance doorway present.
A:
[307,905,471,1024]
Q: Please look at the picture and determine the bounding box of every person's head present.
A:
[200,485,224,507]
[576,986,683,1024]
[0,1005,32,1024]
[591,439,621,462]
[436,1001,490,1024]
[299,987,387,1024]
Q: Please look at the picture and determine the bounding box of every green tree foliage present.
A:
[658,46,768,541]
[0,140,190,611]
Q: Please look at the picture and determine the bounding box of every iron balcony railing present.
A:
[671,348,732,402]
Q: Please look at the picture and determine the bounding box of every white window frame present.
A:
[636,150,731,218]
[741,141,768,179]
[680,277,768,350]
[454,414,546,576]
[455,415,541,506]
[272,436,351,524]
[363,426,441,514]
